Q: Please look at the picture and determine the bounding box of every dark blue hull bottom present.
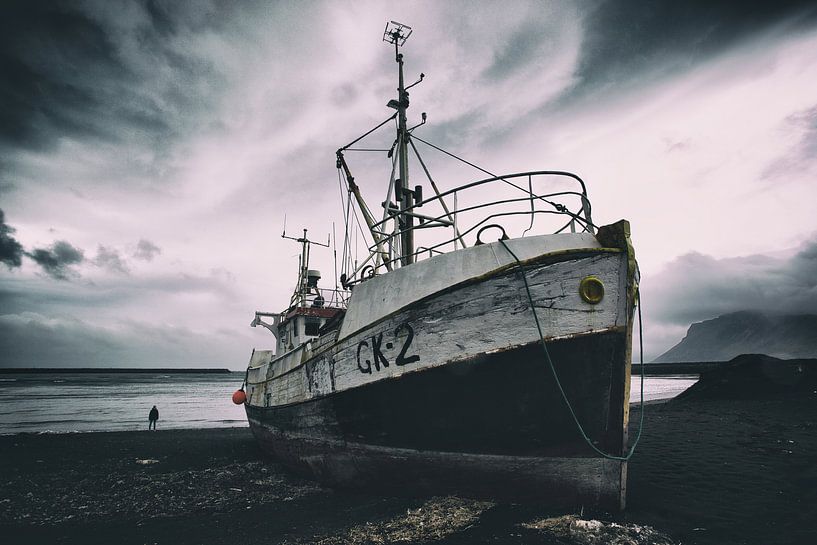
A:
[247,332,630,510]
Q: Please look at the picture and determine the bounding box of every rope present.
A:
[336,165,372,275]
[498,239,644,461]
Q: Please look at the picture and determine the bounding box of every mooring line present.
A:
[499,238,645,461]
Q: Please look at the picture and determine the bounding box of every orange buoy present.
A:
[232,389,247,405]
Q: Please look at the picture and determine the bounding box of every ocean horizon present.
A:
[0,370,249,435]
[0,370,696,435]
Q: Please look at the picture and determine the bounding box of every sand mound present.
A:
[676,354,817,400]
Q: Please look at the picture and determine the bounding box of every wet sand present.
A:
[2,392,815,544]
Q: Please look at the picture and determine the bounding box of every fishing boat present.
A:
[237,22,640,511]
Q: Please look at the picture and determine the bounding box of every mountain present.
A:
[654,311,817,363]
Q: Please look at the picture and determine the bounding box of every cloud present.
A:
[0,311,243,367]
[0,267,239,319]
[762,105,817,181]
[26,240,85,280]
[0,0,233,196]
[0,2,147,152]
[93,245,129,274]
[574,0,817,97]
[481,22,552,82]
[133,239,161,261]
[0,264,250,368]
[1,1,816,369]
[646,239,817,328]
[0,209,24,268]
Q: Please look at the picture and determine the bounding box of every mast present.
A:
[282,227,329,308]
[385,22,414,266]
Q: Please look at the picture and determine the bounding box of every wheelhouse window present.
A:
[304,317,321,336]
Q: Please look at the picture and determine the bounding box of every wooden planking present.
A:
[339,232,602,338]
[249,251,626,408]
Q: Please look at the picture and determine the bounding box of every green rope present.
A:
[499,239,645,461]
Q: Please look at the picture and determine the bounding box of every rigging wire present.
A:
[411,135,584,223]
[349,195,373,270]
[332,222,338,291]
[411,134,523,191]
[338,109,594,277]
[338,114,397,152]
[338,168,353,278]
[407,138,467,248]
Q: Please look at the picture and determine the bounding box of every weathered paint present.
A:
[339,232,601,338]
[247,250,626,408]
[593,220,638,510]
[244,225,637,511]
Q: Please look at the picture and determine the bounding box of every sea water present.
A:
[0,371,697,435]
[0,372,248,435]
[629,374,698,403]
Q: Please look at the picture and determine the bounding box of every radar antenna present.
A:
[382,21,412,45]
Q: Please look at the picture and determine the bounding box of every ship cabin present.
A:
[275,305,343,354]
[252,267,346,357]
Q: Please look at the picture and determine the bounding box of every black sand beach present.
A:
[2,382,815,544]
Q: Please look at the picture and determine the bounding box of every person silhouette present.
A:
[148,405,159,430]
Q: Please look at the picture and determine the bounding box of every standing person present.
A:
[148,405,159,430]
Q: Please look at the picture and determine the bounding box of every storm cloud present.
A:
[27,241,85,280]
[1,2,141,151]
[1,2,815,368]
[575,0,817,96]
[0,209,24,269]
[0,0,235,193]
[647,238,817,327]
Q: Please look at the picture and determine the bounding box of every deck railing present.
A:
[345,171,594,285]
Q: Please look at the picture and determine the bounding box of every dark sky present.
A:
[1,0,816,365]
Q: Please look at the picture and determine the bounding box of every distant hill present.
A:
[674,354,817,400]
[654,311,817,363]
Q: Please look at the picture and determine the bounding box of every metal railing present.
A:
[288,287,350,312]
[344,171,594,285]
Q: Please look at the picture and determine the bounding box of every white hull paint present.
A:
[246,235,626,409]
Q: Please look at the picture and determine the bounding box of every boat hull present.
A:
[247,331,630,510]
[245,229,637,510]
